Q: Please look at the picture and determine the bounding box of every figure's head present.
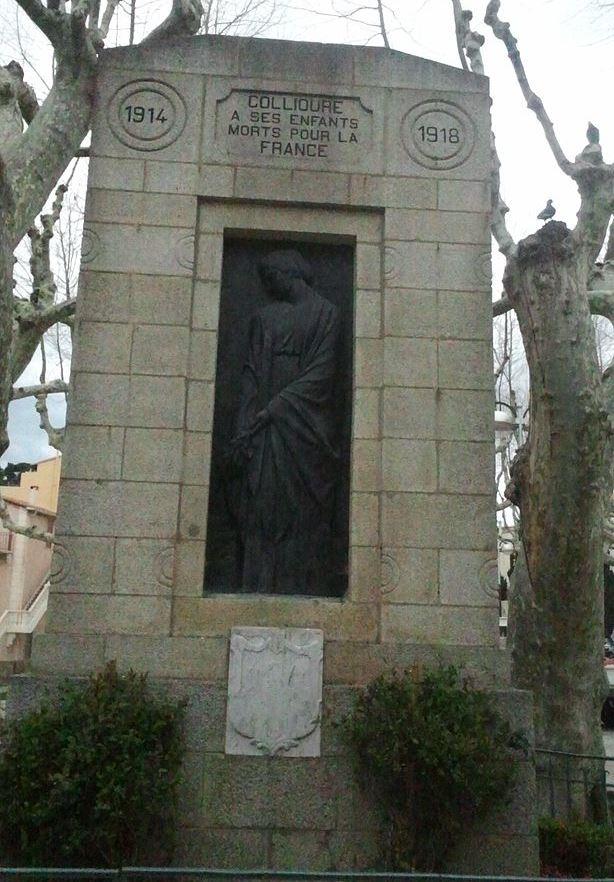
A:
[259,250,314,300]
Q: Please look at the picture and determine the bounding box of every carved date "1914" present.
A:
[124,105,168,124]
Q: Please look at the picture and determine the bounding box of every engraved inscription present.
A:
[401,100,476,170]
[217,90,372,161]
[107,79,187,151]
[225,626,324,757]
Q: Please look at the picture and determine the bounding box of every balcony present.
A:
[0,530,12,555]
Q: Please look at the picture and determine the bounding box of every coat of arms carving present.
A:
[225,626,324,757]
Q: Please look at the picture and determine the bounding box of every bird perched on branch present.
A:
[537,199,556,221]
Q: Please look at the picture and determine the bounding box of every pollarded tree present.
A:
[0,0,204,464]
[455,0,614,818]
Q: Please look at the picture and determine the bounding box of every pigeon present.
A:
[587,122,600,144]
[537,199,556,221]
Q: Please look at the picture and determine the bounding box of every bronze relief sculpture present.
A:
[224,249,341,595]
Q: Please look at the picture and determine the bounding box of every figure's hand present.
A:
[224,409,270,474]
[142,0,203,44]
[252,409,270,430]
[224,433,251,474]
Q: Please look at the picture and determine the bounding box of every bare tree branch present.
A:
[14,0,63,46]
[451,0,469,71]
[13,7,51,92]
[97,0,123,40]
[493,351,510,383]
[484,0,573,177]
[11,379,69,400]
[142,0,203,43]
[0,156,14,457]
[34,339,64,451]
[37,383,63,452]
[35,392,64,450]
[11,297,77,381]
[490,131,516,257]
[0,494,54,544]
[493,295,513,317]
[496,499,513,512]
[453,1,515,257]
[4,61,39,124]
[589,288,614,324]
[212,0,280,37]
[375,0,389,47]
[452,2,484,74]
[28,183,67,307]
[0,66,26,154]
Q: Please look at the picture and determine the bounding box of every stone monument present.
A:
[9,35,538,872]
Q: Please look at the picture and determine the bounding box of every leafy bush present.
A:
[0,661,186,867]
[341,665,527,871]
[539,817,614,877]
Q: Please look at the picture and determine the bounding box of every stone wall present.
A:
[7,675,538,872]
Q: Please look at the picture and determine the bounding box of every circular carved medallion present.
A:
[155,546,175,588]
[478,557,500,599]
[175,234,196,270]
[49,543,71,584]
[107,79,187,151]
[401,100,476,170]
[380,552,400,595]
[80,228,101,264]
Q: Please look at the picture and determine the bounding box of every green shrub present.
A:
[340,665,527,872]
[539,817,614,877]
[0,661,186,867]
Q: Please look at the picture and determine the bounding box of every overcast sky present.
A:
[1,0,613,464]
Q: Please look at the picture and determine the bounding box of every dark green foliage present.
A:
[0,461,33,486]
[539,817,614,877]
[341,666,527,872]
[0,662,186,867]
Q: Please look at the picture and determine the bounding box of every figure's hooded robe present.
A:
[229,281,341,595]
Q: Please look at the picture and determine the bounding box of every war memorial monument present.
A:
[9,34,538,873]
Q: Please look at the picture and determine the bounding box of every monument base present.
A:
[6,651,538,875]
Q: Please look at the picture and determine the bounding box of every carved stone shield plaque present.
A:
[225,626,324,757]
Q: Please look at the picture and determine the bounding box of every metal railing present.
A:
[1,871,612,882]
[535,746,614,819]
[0,580,49,644]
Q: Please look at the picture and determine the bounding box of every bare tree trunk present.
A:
[505,220,612,818]
[0,161,14,458]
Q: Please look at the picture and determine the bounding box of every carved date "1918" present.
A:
[417,125,460,144]
[124,105,168,124]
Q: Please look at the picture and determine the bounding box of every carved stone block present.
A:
[225,626,323,757]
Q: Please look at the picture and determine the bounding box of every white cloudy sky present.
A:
[1,0,613,464]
